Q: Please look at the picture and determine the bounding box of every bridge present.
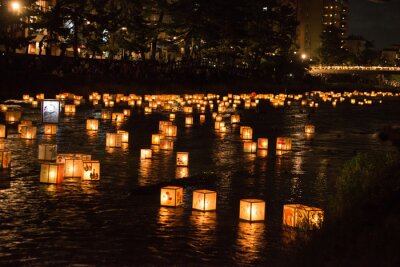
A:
[310,66,400,75]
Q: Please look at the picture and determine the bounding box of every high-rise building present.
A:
[286,0,348,60]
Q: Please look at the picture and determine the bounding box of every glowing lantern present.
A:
[243,141,257,153]
[0,125,5,138]
[257,138,268,150]
[22,94,30,101]
[38,144,57,161]
[86,119,99,131]
[169,113,175,121]
[176,167,189,179]
[44,124,57,135]
[214,121,225,132]
[64,104,76,114]
[305,125,315,134]
[82,160,100,180]
[176,152,189,166]
[101,110,111,120]
[240,126,253,140]
[144,107,152,114]
[283,204,324,230]
[106,133,123,148]
[192,190,217,211]
[276,137,292,150]
[0,150,11,169]
[40,163,64,184]
[239,199,266,222]
[160,139,174,150]
[123,109,131,117]
[36,93,45,100]
[117,130,129,143]
[215,115,222,122]
[140,149,152,159]
[185,116,193,126]
[199,114,205,123]
[183,106,193,114]
[165,125,177,137]
[112,113,124,123]
[231,115,240,124]
[18,120,32,133]
[20,126,37,139]
[32,101,38,108]
[64,158,83,177]
[151,134,164,145]
[160,186,183,207]
[6,110,22,123]
[159,121,172,133]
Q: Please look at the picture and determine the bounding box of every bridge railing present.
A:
[311,66,400,72]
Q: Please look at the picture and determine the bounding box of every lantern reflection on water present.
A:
[257,138,268,150]
[176,152,189,166]
[160,186,183,207]
[192,190,217,211]
[40,163,64,184]
[38,144,57,161]
[44,124,57,135]
[82,160,100,180]
[0,150,11,169]
[106,133,123,148]
[140,149,152,159]
[86,119,99,131]
[283,204,324,230]
[276,137,292,150]
[20,126,37,139]
[239,199,265,222]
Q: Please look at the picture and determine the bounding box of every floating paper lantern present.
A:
[18,120,32,133]
[0,150,11,169]
[0,125,6,138]
[165,125,177,137]
[159,121,173,133]
[40,163,64,184]
[151,134,164,145]
[215,115,222,122]
[112,112,124,123]
[185,116,193,126]
[192,190,217,211]
[176,167,189,179]
[169,113,176,121]
[82,160,100,180]
[243,141,257,153]
[140,149,152,159]
[38,144,57,161]
[44,124,57,135]
[123,109,131,117]
[231,115,240,124]
[214,121,225,132]
[86,119,99,131]
[176,152,189,166]
[144,107,152,114]
[283,204,324,230]
[160,186,183,207]
[22,94,30,101]
[106,133,123,148]
[20,126,37,139]
[5,110,22,123]
[239,199,265,222]
[160,139,174,150]
[257,138,268,150]
[64,158,83,177]
[199,115,205,123]
[32,101,38,108]
[276,137,292,150]
[36,93,44,100]
[64,104,76,114]
[117,130,129,143]
[183,106,193,114]
[240,126,253,140]
[101,110,112,120]
[305,125,315,134]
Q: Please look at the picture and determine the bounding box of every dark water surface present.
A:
[0,93,399,266]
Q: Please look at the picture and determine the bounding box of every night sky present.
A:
[349,0,400,49]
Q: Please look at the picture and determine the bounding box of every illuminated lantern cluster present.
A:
[176,152,189,166]
[283,204,324,230]
[160,186,183,207]
[44,124,57,135]
[38,144,57,161]
[192,190,217,211]
[86,119,99,131]
[239,199,266,222]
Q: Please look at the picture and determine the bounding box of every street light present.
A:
[10,1,21,13]
[301,53,307,60]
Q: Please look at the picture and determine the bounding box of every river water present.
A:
[0,92,399,266]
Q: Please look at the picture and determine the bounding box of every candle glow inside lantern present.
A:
[101,110,112,120]
[240,126,253,140]
[165,125,177,137]
[112,113,124,123]
[183,106,193,114]
[40,163,64,184]
[169,113,176,121]
[0,150,11,169]
[5,110,22,123]
[106,133,123,148]
[64,104,76,114]
[276,137,292,150]
[305,124,315,134]
[140,149,152,159]
[117,130,129,143]
[159,121,173,133]
[21,126,37,139]
[192,190,217,211]
[123,109,131,117]
[199,114,205,123]
[231,115,240,124]
[160,186,183,207]
[239,199,266,222]
[283,204,324,230]
[0,124,6,138]
[185,116,193,126]
[18,120,32,133]
[64,158,83,177]
[152,134,164,145]
[160,139,174,150]
[44,124,57,135]
[82,160,100,180]
[215,115,222,122]
[86,119,99,131]
[38,144,57,161]
[257,138,268,150]
[243,141,257,153]
[176,152,189,166]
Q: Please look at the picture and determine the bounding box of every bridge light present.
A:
[301,53,307,60]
